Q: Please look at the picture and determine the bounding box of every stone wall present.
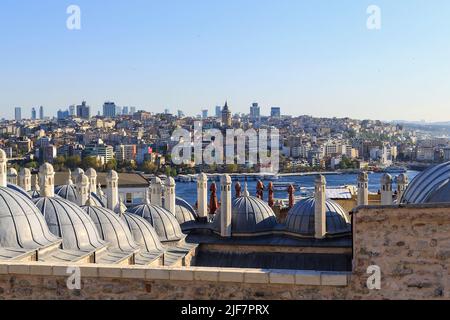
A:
[349,204,450,300]
[2,203,450,300]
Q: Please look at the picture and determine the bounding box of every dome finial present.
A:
[243,183,250,197]
[145,188,151,205]
[67,169,73,185]
[34,175,40,192]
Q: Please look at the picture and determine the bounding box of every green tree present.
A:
[105,159,118,171]
[65,155,81,169]
[82,156,100,170]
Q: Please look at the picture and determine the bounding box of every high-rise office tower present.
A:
[271,107,281,118]
[103,102,117,118]
[14,107,21,121]
[39,106,44,120]
[76,101,91,119]
[69,105,76,116]
[250,102,261,121]
[202,109,208,119]
[130,107,136,115]
[215,106,222,118]
[31,107,37,120]
[122,106,129,115]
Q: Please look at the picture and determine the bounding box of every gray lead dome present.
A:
[0,187,60,249]
[82,206,140,252]
[33,197,106,251]
[401,161,450,204]
[121,213,164,252]
[127,204,185,242]
[285,197,351,237]
[214,195,278,234]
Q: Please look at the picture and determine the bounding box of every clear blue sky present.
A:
[1,0,449,121]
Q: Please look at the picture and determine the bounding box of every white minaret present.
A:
[220,174,232,237]
[197,173,208,221]
[0,149,7,187]
[357,171,369,206]
[85,168,97,194]
[76,172,90,206]
[19,168,32,191]
[314,175,327,239]
[381,173,393,205]
[7,168,18,185]
[150,176,163,206]
[106,170,119,212]
[39,163,55,197]
[396,173,409,202]
[164,177,176,215]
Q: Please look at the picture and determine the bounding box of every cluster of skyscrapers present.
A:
[14,106,44,121]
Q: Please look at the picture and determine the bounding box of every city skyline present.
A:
[1,1,450,121]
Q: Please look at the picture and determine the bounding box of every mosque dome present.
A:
[175,197,197,227]
[54,184,105,207]
[401,162,450,204]
[121,213,164,252]
[213,194,278,234]
[285,197,351,237]
[8,183,32,199]
[33,197,106,251]
[55,184,79,203]
[0,187,60,249]
[127,203,185,242]
[82,206,140,252]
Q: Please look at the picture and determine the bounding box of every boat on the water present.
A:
[272,182,300,191]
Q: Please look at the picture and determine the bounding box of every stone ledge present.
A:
[0,261,350,287]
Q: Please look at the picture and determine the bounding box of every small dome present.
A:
[55,184,79,203]
[33,197,105,251]
[39,163,54,175]
[19,168,31,177]
[285,197,351,237]
[8,183,32,199]
[127,204,185,242]
[214,195,278,234]
[85,168,97,177]
[381,173,393,184]
[401,162,450,204]
[121,213,164,252]
[175,197,197,226]
[0,187,59,249]
[82,206,140,252]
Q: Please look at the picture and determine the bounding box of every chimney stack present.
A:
[314,175,327,239]
[197,173,208,222]
[220,174,232,237]
[357,172,369,206]
[381,173,393,205]
[39,163,55,197]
